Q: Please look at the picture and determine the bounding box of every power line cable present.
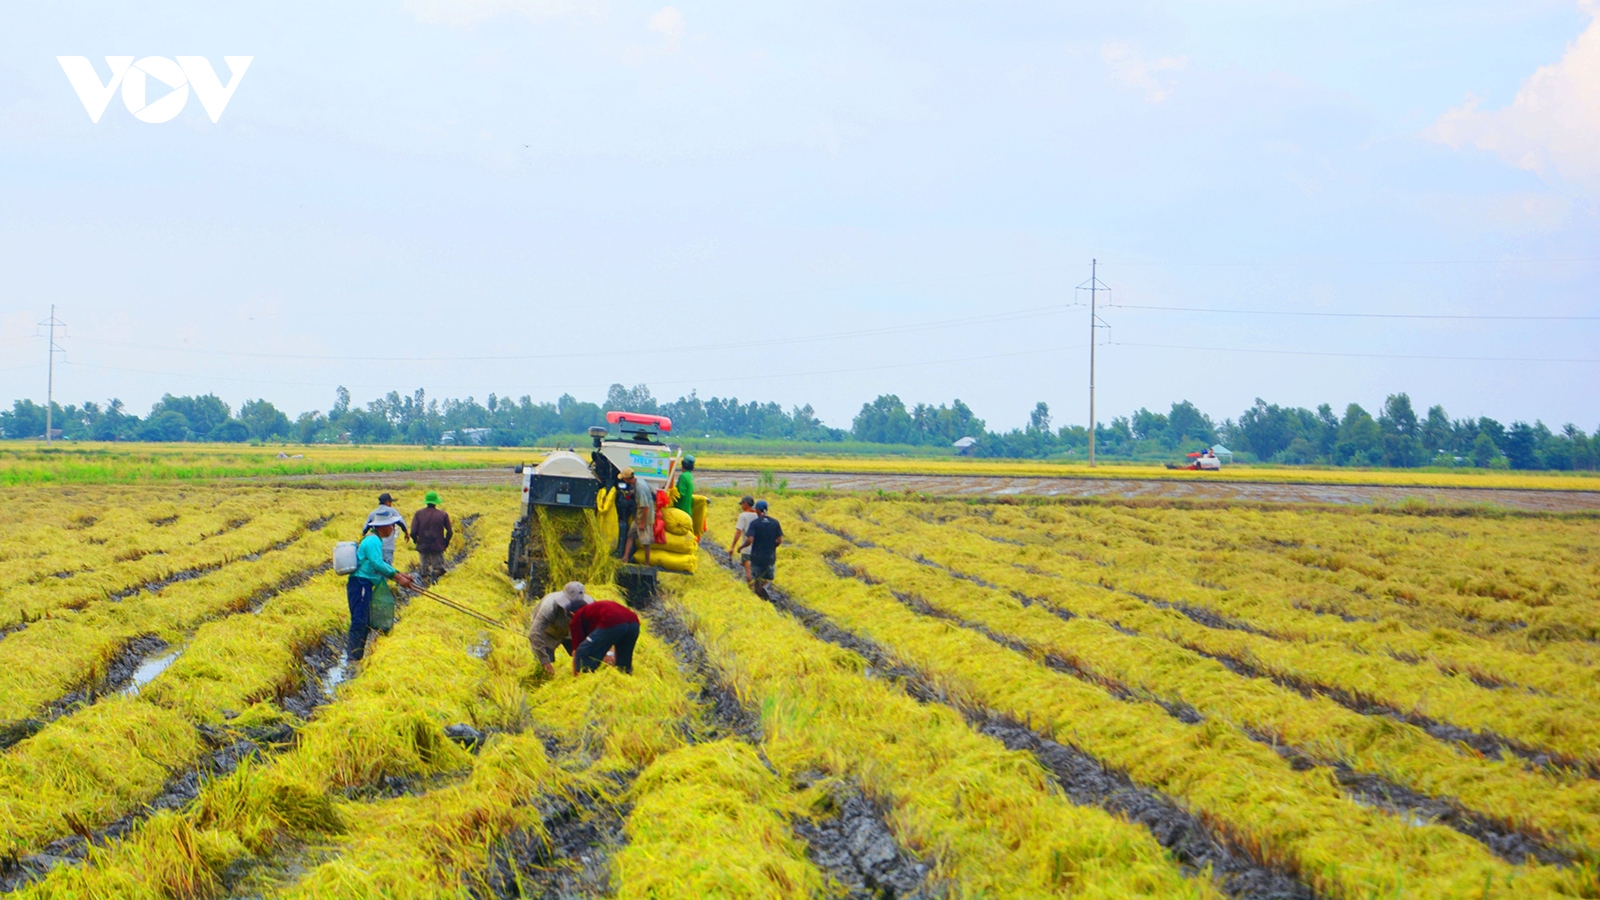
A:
[66,305,1067,363]
[1110,341,1600,363]
[1108,304,1600,321]
[60,344,1092,395]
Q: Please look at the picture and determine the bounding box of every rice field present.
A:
[1,481,1598,898]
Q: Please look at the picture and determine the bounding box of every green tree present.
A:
[1470,432,1501,468]
[852,395,914,444]
[1334,404,1383,466]
[149,394,230,439]
[139,410,190,442]
[238,399,291,440]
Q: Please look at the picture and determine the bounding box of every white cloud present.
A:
[648,6,685,49]
[1429,12,1600,190]
[406,0,598,28]
[1101,42,1187,103]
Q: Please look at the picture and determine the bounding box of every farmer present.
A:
[671,455,696,517]
[362,492,412,565]
[411,490,453,585]
[618,468,656,563]
[613,467,639,557]
[727,495,758,583]
[348,509,415,661]
[739,499,783,599]
[527,581,594,675]
[569,597,641,675]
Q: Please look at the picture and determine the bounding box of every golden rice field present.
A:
[1,480,1599,898]
[6,442,1598,491]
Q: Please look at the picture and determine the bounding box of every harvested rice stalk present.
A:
[613,740,826,900]
[665,556,1216,898]
[771,513,1599,898]
[533,506,617,597]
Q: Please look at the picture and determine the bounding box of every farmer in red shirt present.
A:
[568,599,641,675]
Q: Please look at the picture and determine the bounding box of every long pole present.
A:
[1088,260,1096,467]
[45,304,55,444]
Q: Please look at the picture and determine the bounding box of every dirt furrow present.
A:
[704,547,1312,899]
[808,512,1591,780]
[646,601,936,899]
[802,516,1583,867]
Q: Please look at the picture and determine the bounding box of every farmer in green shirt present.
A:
[673,455,696,517]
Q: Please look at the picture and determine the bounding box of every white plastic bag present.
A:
[333,541,358,575]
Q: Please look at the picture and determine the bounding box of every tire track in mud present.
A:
[900,504,1561,687]
[806,512,1597,780]
[0,516,469,893]
[0,515,332,643]
[801,517,1582,867]
[4,513,254,593]
[0,556,335,751]
[702,546,1313,900]
[646,601,937,900]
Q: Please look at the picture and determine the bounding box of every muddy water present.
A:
[119,650,183,696]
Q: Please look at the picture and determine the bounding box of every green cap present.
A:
[425,490,441,505]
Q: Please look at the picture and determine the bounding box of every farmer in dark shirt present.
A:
[411,491,453,585]
[739,499,784,599]
[569,599,641,675]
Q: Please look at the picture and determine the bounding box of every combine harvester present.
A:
[1168,447,1225,471]
[507,411,703,606]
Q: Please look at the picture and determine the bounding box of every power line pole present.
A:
[38,305,65,443]
[1075,261,1110,466]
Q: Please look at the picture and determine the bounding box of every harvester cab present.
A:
[507,411,684,606]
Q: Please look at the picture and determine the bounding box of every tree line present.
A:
[2,385,1596,470]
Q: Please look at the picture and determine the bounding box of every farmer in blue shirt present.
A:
[348,508,415,661]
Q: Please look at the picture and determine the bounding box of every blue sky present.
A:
[2,1,1596,431]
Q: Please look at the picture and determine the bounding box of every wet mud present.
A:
[1256,734,1574,867]
[790,780,936,900]
[705,547,1312,899]
[814,513,1596,781]
[647,584,938,897]
[822,528,1586,868]
[0,726,267,893]
[476,782,628,900]
[978,717,1312,899]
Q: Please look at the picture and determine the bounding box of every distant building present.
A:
[443,427,492,446]
[1210,444,1234,463]
[953,436,978,455]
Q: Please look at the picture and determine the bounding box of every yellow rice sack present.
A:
[596,488,618,548]
[639,547,698,574]
[663,507,694,537]
[691,495,709,537]
[655,531,697,556]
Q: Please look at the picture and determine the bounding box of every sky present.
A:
[1,0,1597,432]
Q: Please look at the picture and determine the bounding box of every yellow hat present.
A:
[618,467,634,478]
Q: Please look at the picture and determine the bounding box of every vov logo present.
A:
[58,56,252,123]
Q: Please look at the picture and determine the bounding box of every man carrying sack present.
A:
[348,508,415,662]
[411,490,453,585]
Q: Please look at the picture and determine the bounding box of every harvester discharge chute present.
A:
[507,412,700,607]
